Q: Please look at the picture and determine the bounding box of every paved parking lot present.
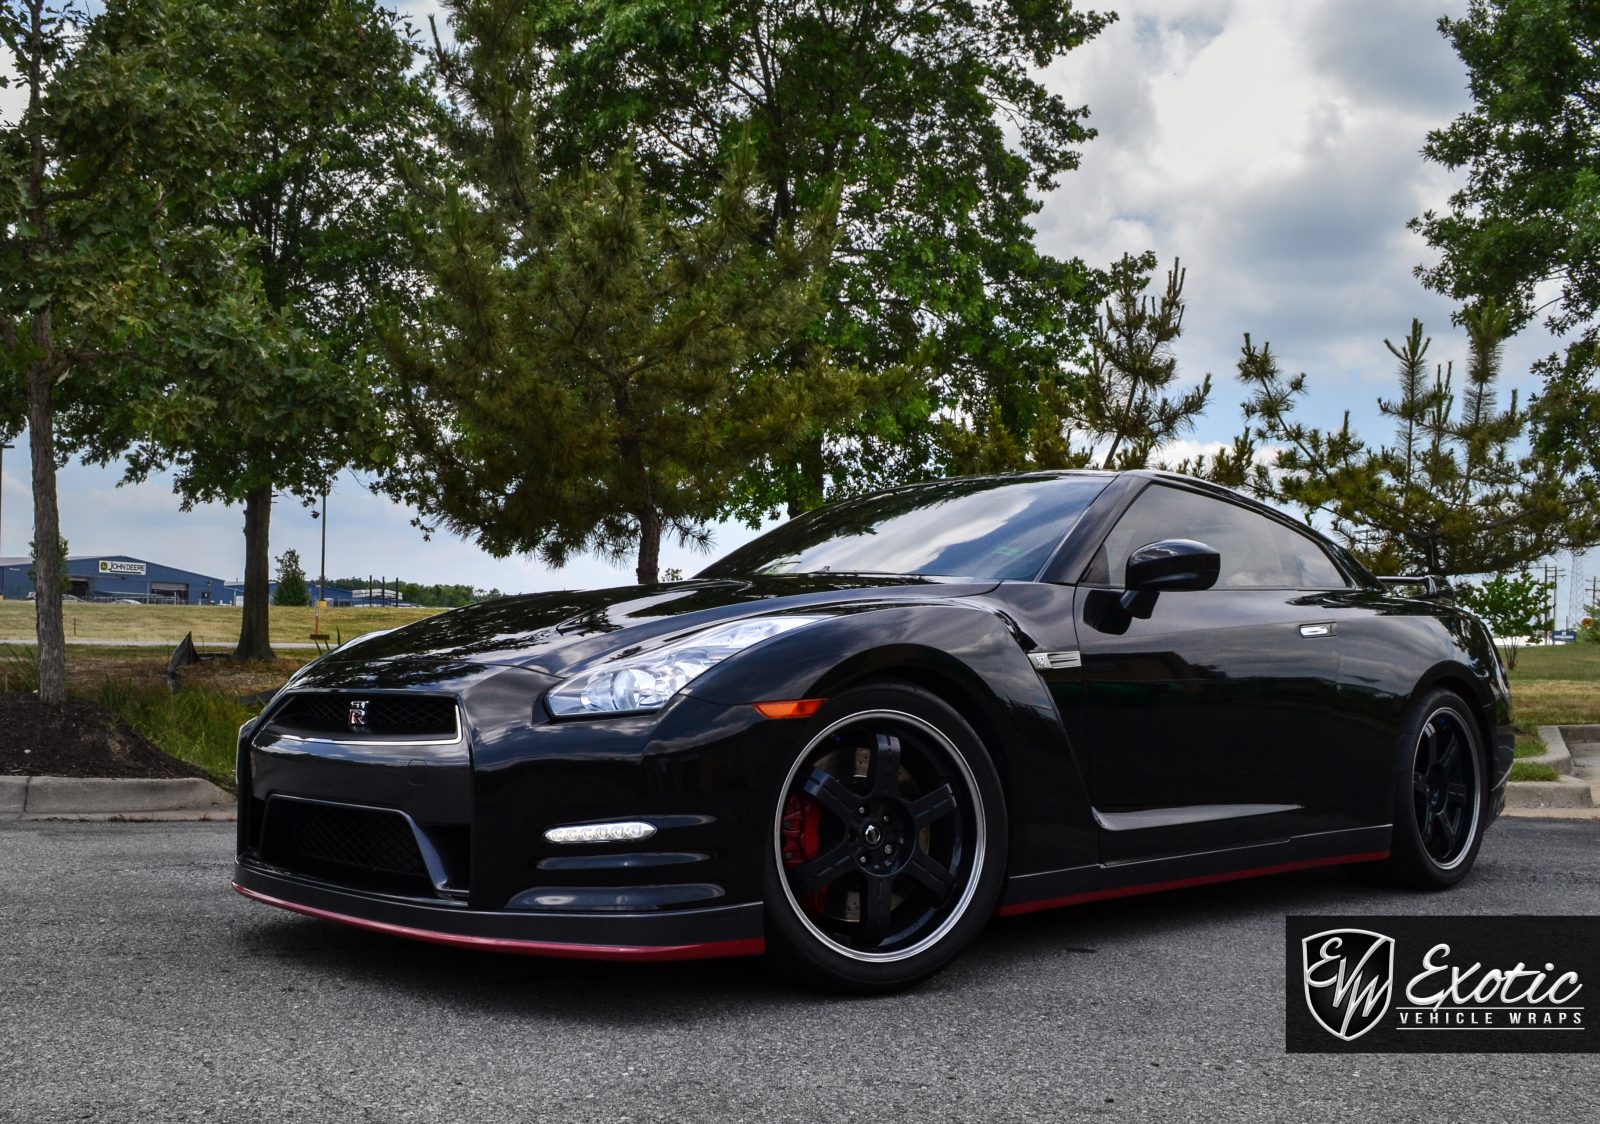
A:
[2,817,1598,1123]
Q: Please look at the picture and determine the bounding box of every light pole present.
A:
[317,488,327,608]
[0,442,12,600]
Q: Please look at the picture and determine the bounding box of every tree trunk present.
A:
[635,506,662,586]
[26,352,67,705]
[21,0,65,704]
[236,483,275,661]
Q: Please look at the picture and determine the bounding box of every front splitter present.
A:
[233,862,765,962]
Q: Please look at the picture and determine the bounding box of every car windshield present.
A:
[701,476,1111,582]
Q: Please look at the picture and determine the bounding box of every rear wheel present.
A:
[1354,688,1486,889]
[764,683,1007,992]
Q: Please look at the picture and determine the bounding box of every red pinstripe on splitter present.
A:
[232,884,765,961]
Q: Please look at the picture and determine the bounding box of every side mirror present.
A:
[1124,539,1221,596]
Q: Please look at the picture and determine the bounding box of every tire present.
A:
[1353,688,1487,890]
[763,682,1008,993]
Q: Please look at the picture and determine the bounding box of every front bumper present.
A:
[235,664,793,960]
[232,861,764,961]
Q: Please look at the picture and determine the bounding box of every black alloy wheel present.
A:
[1411,707,1480,868]
[764,683,1006,992]
[1353,688,1486,890]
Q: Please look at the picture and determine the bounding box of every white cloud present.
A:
[1037,0,1558,443]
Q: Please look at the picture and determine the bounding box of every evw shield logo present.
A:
[1302,928,1395,1041]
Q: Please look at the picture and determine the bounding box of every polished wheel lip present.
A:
[772,708,986,965]
[1412,706,1481,872]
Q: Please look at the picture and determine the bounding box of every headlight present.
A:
[546,616,827,717]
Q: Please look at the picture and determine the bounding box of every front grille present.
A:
[259,798,432,894]
[267,692,458,740]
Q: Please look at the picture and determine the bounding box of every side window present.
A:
[1086,485,1349,590]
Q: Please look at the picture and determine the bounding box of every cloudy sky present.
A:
[0,0,1568,597]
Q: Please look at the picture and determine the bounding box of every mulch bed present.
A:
[0,694,208,780]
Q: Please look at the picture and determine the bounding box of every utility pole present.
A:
[1540,563,1567,641]
[0,442,11,599]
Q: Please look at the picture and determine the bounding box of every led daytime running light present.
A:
[544,821,657,845]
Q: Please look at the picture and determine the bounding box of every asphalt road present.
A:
[3,817,1597,1123]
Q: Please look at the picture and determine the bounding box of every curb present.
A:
[1504,776,1595,809]
[0,776,235,821]
[1521,727,1575,775]
[1502,726,1600,818]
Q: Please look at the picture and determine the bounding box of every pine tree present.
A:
[1191,304,1600,575]
[273,549,309,608]
[382,111,841,582]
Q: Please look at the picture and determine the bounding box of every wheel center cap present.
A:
[863,824,883,847]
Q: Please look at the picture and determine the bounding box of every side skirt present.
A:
[996,825,1391,918]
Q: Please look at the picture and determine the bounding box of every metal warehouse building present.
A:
[0,555,230,605]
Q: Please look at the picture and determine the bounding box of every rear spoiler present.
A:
[1377,574,1454,599]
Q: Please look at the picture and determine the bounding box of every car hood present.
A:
[315,574,1001,678]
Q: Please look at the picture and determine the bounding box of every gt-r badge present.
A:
[1027,650,1081,670]
[347,699,370,731]
[1302,928,1395,1041]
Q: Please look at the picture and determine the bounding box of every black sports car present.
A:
[234,470,1513,991]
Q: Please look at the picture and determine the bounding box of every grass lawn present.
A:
[1505,643,1600,731]
[0,600,438,646]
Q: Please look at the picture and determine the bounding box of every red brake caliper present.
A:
[780,793,827,914]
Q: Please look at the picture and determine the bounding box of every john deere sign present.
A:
[98,560,146,576]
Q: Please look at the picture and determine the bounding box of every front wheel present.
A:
[763,683,1007,992]
[1356,688,1487,890]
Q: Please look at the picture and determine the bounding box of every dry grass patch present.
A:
[0,601,438,646]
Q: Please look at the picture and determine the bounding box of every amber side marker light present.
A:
[753,698,826,719]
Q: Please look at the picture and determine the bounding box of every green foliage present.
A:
[1580,603,1599,644]
[26,535,68,594]
[1193,308,1600,575]
[1414,0,1600,496]
[451,0,1116,516]
[272,548,309,607]
[1414,0,1600,374]
[90,678,254,787]
[1081,257,1210,468]
[58,0,439,659]
[382,10,843,584]
[1455,569,1552,669]
[1,0,265,699]
[943,254,1210,474]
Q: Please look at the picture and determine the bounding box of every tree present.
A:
[71,0,436,661]
[1414,0,1600,485]
[1193,306,1600,575]
[383,136,836,583]
[941,254,1210,474]
[1415,0,1600,374]
[452,0,1116,517]
[272,548,309,608]
[1455,569,1551,669]
[1077,256,1210,469]
[1,0,258,702]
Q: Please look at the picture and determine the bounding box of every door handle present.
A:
[1298,623,1333,638]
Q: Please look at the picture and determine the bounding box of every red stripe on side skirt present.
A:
[995,850,1391,918]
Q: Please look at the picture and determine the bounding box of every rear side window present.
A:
[1087,484,1349,590]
